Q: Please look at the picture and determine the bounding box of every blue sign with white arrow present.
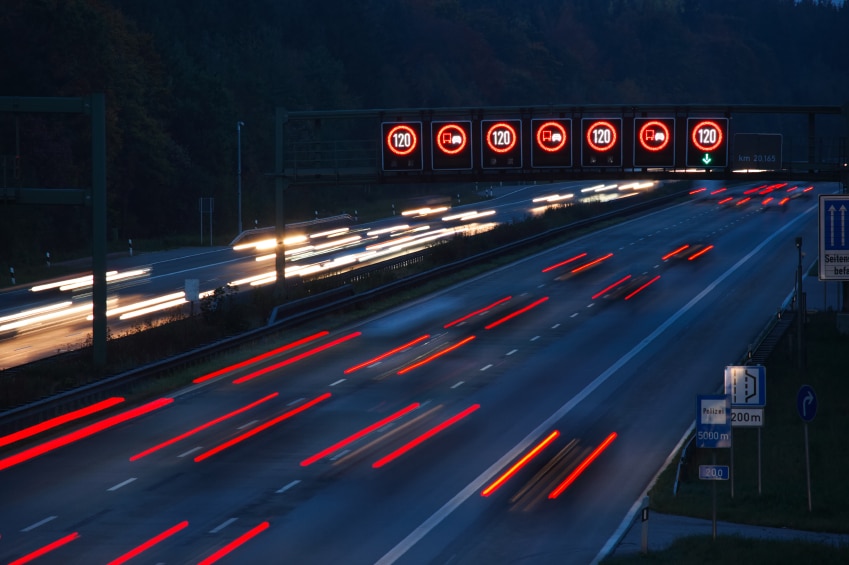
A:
[797,385,818,422]
[819,195,849,281]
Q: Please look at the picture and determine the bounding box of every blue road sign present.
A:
[819,195,849,281]
[797,385,818,422]
[699,465,730,480]
[696,394,732,448]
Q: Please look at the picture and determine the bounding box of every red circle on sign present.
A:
[486,122,518,154]
[536,121,568,153]
[586,121,618,152]
[386,124,418,157]
[638,120,671,152]
[691,120,724,152]
[436,124,468,155]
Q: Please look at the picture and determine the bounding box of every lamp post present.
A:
[237,121,245,234]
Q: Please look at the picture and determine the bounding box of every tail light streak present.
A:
[106,520,189,565]
[591,276,632,300]
[484,297,549,330]
[233,332,361,384]
[130,393,279,461]
[623,275,661,300]
[0,397,124,449]
[661,245,690,261]
[345,335,431,373]
[194,331,329,383]
[197,521,270,565]
[687,245,714,261]
[548,432,618,499]
[542,253,587,273]
[372,404,480,468]
[194,393,331,462]
[301,403,420,466]
[481,430,560,497]
[0,398,173,472]
[571,253,613,274]
[397,336,475,375]
[444,297,512,328]
[8,532,80,565]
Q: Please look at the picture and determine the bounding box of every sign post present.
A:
[797,384,818,512]
[725,365,766,495]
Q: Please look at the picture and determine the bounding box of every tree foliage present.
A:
[1,0,847,265]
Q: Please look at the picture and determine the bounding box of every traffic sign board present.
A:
[581,118,622,167]
[696,394,732,448]
[699,465,730,480]
[531,119,572,168]
[724,365,766,407]
[633,118,675,168]
[481,120,522,169]
[431,121,473,170]
[818,195,849,281]
[797,385,818,422]
[381,122,423,171]
[686,118,728,168]
[731,407,764,427]
[732,133,782,170]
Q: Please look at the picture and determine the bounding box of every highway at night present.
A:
[0,181,832,564]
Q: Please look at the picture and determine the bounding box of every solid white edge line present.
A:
[374,201,815,565]
[589,421,695,565]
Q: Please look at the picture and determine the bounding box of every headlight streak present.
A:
[396,336,476,376]
[193,331,330,383]
[193,393,331,463]
[542,253,588,273]
[443,296,512,328]
[0,301,73,324]
[623,275,661,300]
[85,292,186,321]
[0,398,173,472]
[372,404,480,469]
[344,335,431,374]
[197,521,271,565]
[106,520,189,565]
[483,297,549,331]
[366,224,410,236]
[130,393,279,460]
[300,403,421,467]
[591,275,632,300]
[8,532,81,564]
[0,397,125,449]
[232,332,361,384]
[548,432,618,499]
[1,302,91,332]
[118,297,187,320]
[481,430,560,497]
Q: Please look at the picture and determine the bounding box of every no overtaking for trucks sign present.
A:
[819,195,849,281]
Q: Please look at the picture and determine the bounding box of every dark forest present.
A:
[1,0,847,266]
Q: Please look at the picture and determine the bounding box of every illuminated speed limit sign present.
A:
[581,118,622,167]
[481,119,522,169]
[686,118,728,168]
[381,122,423,171]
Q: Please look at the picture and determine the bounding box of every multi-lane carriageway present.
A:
[0,181,831,564]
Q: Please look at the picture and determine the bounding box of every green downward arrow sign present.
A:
[702,153,712,165]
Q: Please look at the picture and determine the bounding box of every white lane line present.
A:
[506,349,518,356]
[451,381,464,389]
[287,397,305,406]
[108,477,137,492]
[374,202,815,565]
[480,364,492,372]
[276,479,301,494]
[587,303,595,308]
[178,446,203,458]
[22,516,57,532]
[210,517,238,534]
[530,336,540,342]
[570,313,579,318]
[551,323,560,329]
[238,419,258,430]
[330,378,346,387]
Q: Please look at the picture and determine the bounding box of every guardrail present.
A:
[0,190,686,437]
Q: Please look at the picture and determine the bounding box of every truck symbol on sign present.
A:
[644,129,665,142]
[441,132,463,145]
[542,130,563,143]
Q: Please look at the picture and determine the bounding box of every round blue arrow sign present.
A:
[796,385,818,422]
